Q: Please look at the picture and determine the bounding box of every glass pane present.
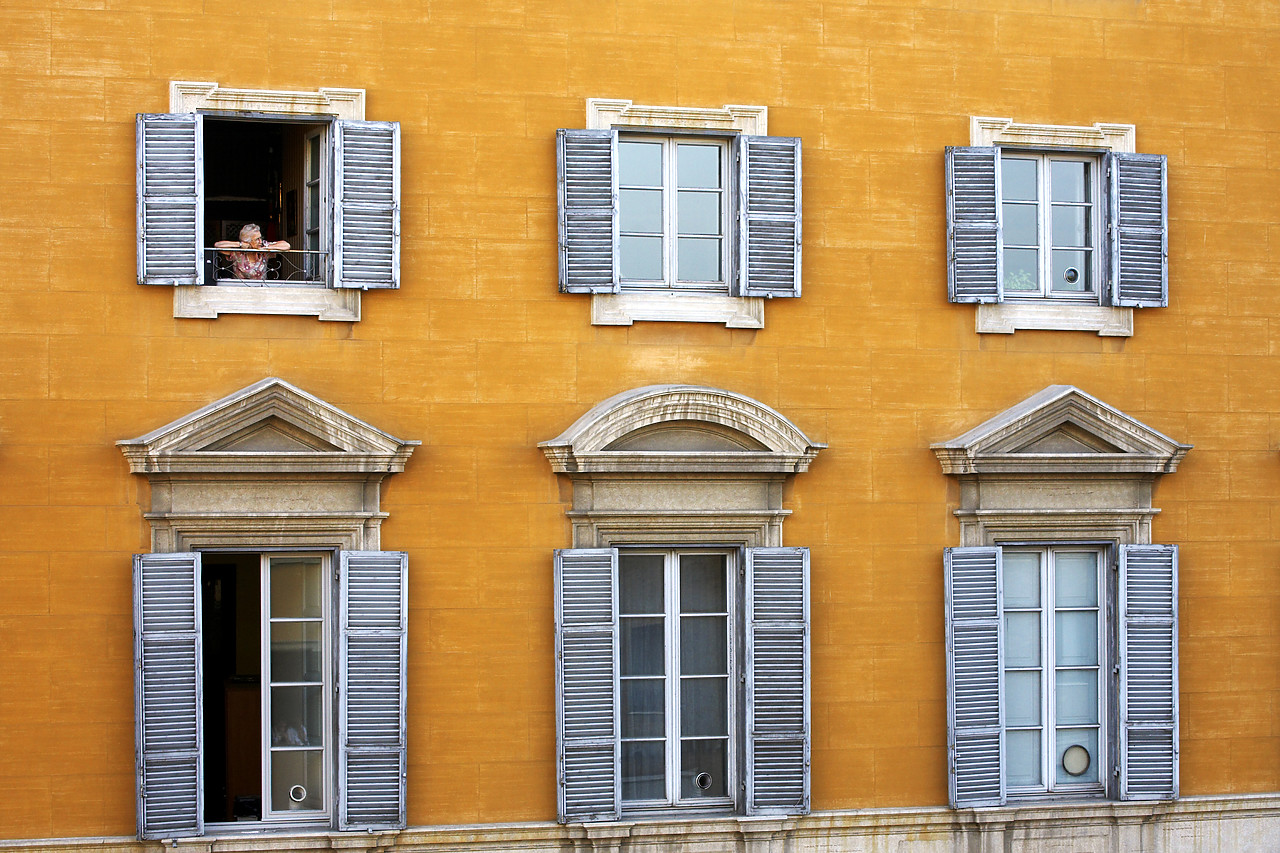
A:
[680,616,727,675]
[620,235,662,280]
[1003,248,1038,292]
[619,140,663,186]
[620,188,663,233]
[270,621,323,683]
[619,617,664,676]
[678,191,721,236]
[307,185,321,231]
[1005,729,1042,787]
[1051,249,1091,292]
[1004,612,1041,668]
[679,554,726,612]
[270,685,323,747]
[270,558,323,619]
[677,144,720,189]
[620,554,664,614]
[681,677,728,736]
[1055,611,1098,666]
[677,237,721,282]
[680,739,727,798]
[1052,205,1089,247]
[1055,669,1100,726]
[1001,157,1037,202]
[621,740,665,801]
[270,749,324,811]
[1055,727,1100,785]
[1002,202,1037,246]
[1051,160,1089,203]
[1003,552,1041,608]
[307,136,320,181]
[1054,552,1098,608]
[620,678,665,738]
[1005,670,1041,727]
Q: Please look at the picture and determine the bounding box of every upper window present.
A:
[136,82,400,321]
[557,99,801,328]
[946,117,1167,336]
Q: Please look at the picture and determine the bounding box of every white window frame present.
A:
[587,100,768,329]
[168,82,366,322]
[619,548,738,813]
[969,116,1137,337]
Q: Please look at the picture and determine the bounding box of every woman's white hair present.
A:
[238,223,263,241]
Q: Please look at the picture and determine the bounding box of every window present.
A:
[543,385,824,822]
[557,99,801,328]
[934,385,1189,808]
[946,117,1167,336]
[121,378,417,839]
[136,82,400,321]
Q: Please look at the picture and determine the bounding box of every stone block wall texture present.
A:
[1,0,1279,840]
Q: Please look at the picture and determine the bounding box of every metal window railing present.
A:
[204,248,329,285]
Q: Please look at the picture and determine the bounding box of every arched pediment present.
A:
[540,385,824,474]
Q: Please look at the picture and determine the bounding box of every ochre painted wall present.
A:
[1,0,1279,840]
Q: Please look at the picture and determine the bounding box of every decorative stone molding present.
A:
[582,99,769,328]
[170,80,366,119]
[932,385,1190,547]
[119,377,417,552]
[541,385,824,549]
[970,116,1136,153]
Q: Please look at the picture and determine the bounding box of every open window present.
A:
[121,378,417,838]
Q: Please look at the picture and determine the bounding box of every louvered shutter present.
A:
[744,547,810,815]
[557,129,619,294]
[136,114,203,286]
[946,147,1001,304]
[338,551,408,829]
[1118,544,1178,801]
[944,547,1005,808]
[1107,152,1168,308]
[554,548,620,822]
[133,552,203,839]
[333,121,400,289]
[738,136,802,298]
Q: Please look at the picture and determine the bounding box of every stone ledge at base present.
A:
[5,797,1280,853]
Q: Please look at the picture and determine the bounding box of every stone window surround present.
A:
[969,116,1138,338]
[586,99,770,330]
[168,81,368,323]
[539,384,823,548]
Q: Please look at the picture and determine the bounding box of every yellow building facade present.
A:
[2,0,1279,850]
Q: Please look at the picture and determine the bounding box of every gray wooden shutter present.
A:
[133,552,203,839]
[1118,544,1178,801]
[944,546,1005,808]
[338,550,408,830]
[136,114,203,286]
[554,548,620,822]
[738,136,803,298]
[744,547,810,815]
[557,129,619,294]
[946,146,1001,303]
[333,120,401,289]
[1107,152,1168,308]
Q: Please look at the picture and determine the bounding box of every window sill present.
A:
[174,285,360,322]
[591,292,764,328]
[975,303,1132,337]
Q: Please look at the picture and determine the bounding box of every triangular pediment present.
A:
[118,377,418,475]
[932,385,1190,476]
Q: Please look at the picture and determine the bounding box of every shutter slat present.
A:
[946,147,1001,303]
[137,114,202,286]
[1108,152,1168,308]
[334,121,400,289]
[558,129,618,294]
[739,137,802,297]
[1119,544,1178,800]
[745,547,809,815]
[945,547,1005,808]
[555,548,620,822]
[339,551,408,830]
[134,552,203,839]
